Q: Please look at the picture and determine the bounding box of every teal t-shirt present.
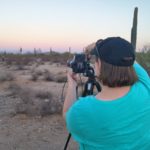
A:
[66,63,150,150]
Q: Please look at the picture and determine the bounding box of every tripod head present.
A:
[82,74,101,97]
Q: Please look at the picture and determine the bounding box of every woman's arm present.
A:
[133,62,150,83]
[133,62,150,90]
[62,72,77,118]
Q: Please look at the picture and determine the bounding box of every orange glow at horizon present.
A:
[0,24,99,51]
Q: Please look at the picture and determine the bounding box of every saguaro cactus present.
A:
[131,7,138,51]
[50,47,52,55]
[20,47,23,54]
[69,47,71,53]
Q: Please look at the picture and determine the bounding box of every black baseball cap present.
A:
[91,37,135,66]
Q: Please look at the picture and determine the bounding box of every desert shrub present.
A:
[8,84,62,116]
[35,69,43,76]
[34,90,62,116]
[7,83,20,99]
[136,51,150,75]
[17,87,34,105]
[1,51,74,68]
[43,69,55,81]
[49,62,53,65]
[15,64,25,70]
[30,69,44,81]
[35,90,52,99]
[0,71,14,82]
[8,83,20,93]
[30,73,39,81]
[55,74,67,83]
[40,98,62,116]
[5,59,13,65]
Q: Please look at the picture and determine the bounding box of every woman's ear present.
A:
[98,59,101,67]
[95,59,101,77]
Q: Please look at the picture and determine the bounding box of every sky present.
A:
[0,0,150,53]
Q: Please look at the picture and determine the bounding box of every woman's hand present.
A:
[67,72,77,87]
[63,71,78,118]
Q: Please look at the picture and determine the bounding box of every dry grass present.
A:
[30,69,67,83]
[55,74,67,83]
[34,69,43,76]
[8,83,62,116]
[43,69,55,81]
[0,71,15,82]
[30,72,39,81]
[30,69,44,81]
[35,90,53,99]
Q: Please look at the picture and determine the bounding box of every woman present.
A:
[63,37,150,150]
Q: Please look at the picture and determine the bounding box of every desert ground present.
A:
[0,57,78,150]
[0,51,149,150]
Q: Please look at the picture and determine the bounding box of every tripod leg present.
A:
[95,81,101,92]
[63,133,71,150]
[82,81,95,96]
[82,82,88,97]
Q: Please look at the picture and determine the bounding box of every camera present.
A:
[67,53,95,77]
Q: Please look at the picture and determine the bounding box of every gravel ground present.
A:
[0,91,78,150]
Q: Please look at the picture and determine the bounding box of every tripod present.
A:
[63,75,101,150]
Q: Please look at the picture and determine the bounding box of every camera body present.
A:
[67,53,94,77]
